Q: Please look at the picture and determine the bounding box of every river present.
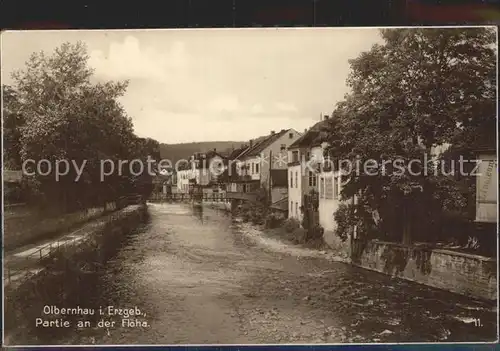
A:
[54,202,498,344]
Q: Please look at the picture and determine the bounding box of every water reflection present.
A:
[192,204,204,223]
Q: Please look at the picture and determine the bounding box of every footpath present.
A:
[3,205,141,289]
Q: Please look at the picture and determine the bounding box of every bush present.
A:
[291,227,306,243]
[309,224,324,241]
[334,202,379,242]
[265,212,285,229]
[283,218,300,233]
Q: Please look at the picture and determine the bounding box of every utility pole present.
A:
[268,149,272,206]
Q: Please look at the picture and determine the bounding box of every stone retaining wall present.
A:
[3,202,117,251]
[351,239,497,301]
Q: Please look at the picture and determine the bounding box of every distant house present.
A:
[191,149,227,187]
[225,144,261,196]
[235,128,301,203]
[475,147,497,224]
[177,163,195,193]
[176,150,227,193]
[152,167,176,195]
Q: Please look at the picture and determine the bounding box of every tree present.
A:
[325,28,497,245]
[2,85,25,169]
[129,137,161,199]
[10,42,140,211]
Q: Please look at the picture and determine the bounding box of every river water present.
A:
[62,203,497,344]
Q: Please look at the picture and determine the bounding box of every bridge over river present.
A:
[149,191,258,203]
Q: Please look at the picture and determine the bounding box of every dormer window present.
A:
[289,132,293,139]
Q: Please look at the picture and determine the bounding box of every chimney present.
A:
[213,148,216,152]
[324,115,329,120]
[280,129,285,132]
[271,130,276,135]
[250,139,253,147]
[304,128,307,133]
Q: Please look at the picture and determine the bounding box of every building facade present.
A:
[286,121,328,220]
[237,129,301,203]
[177,168,195,193]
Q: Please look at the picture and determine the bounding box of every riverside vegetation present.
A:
[3,205,149,345]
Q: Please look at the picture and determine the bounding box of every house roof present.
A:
[289,120,329,149]
[240,129,290,158]
[189,150,227,169]
[271,169,288,187]
[270,196,289,211]
[194,150,226,160]
[228,145,249,159]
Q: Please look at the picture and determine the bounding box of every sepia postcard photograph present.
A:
[1,26,498,346]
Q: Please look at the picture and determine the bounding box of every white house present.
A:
[318,167,343,245]
[286,120,329,220]
[177,168,195,193]
[191,150,227,186]
[288,162,303,220]
[237,128,301,204]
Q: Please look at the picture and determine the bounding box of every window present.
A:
[290,171,293,188]
[290,201,293,215]
[281,144,286,150]
[295,172,298,189]
[292,151,299,162]
[255,163,259,173]
[295,202,298,217]
[289,132,293,139]
[308,171,317,187]
[251,163,255,174]
[306,151,310,160]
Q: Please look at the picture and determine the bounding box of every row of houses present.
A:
[156,115,345,241]
[157,110,497,247]
[171,128,302,204]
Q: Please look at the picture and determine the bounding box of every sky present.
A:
[1,28,383,144]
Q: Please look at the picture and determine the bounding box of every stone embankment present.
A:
[3,203,149,346]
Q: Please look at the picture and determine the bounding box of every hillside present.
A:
[159,141,246,163]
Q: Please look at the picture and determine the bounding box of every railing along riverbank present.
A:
[4,195,145,290]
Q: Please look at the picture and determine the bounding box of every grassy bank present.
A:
[233,202,327,250]
[3,205,149,346]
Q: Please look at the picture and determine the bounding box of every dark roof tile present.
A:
[289,120,329,149]
[244,130,289,157]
